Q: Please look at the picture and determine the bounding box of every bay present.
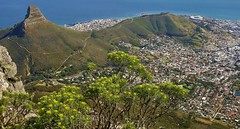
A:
[1,0,240,28]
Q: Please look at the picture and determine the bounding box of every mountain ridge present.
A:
[0,5,202,76]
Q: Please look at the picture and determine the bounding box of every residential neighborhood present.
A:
[57,16,240,127]
[66,19,123,32]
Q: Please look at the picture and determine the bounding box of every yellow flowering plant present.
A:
[33,86,90,129]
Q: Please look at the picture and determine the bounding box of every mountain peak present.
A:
[23,5,46,28]
[4,5,48,37]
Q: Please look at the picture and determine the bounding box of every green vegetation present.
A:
[94,13,199,46]
[107,51,153,82]
[0,27,11,39]
[0,91,34,128]
[85,76,187,128]
[0,21,110,75]
[0,51,232,129]
[86,62,97,71]
[28,86,90,129]
[0,13,203,76]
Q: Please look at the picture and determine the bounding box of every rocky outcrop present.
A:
[23,5,47,28]
[0,46,25,98]
[5,5,47,37]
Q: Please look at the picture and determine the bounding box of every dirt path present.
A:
[56,18,135,72]
[55,52,79,72]
[210,98,225,121]
[8,38,32,54]
[8,38,64,55]
[55,35,91,72]
[83,36,91,50]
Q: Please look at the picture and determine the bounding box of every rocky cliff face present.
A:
[0,46,25,98]
[23,5,47,28]
[5,5,47,37]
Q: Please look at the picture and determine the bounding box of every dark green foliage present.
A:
[90,31,97,38]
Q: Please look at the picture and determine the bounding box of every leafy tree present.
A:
[159,82,189,110]
[83,51,189,129]
[107,51,153,84]
[130,84,168,128]
[85,76,188,128]
[30,86,90,129]
[0,91,34,129]
[22,51,188,129]
[124,83,188,128]
[85,75,129,128]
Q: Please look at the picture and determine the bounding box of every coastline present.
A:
[2,0,240,28]
[1,11,240,30]
[63,11,240,27]
[65,13,240,37]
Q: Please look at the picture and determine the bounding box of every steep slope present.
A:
[0,46,25,98]
[93,13,198,44]
[0,6,201,76]
[0,5,111,75]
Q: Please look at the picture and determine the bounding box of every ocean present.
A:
[1,0,240,28]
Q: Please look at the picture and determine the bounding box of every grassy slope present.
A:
[1,13,230,129]
[94,13,197,44]
[154,111,233,129]
[0,21,111,75]
[0,28,11,38]
[0,13,200,75]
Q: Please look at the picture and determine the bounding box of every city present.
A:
[64,16,240,127]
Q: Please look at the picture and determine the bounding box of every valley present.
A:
[62,16,240,125]
[1,5,240,129]
[24,15,240,128]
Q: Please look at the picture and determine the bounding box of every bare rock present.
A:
[0,46,25,98]
[6,5,47,37]
[23,5,47,28]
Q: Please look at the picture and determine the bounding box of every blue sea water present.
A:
[236,90,240,96]
[1,0,240,28]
